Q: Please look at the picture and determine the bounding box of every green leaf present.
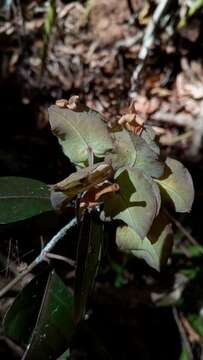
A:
[4,271,49,344]
[116,212,173,271]
[155,158,194,212]
[130,134,164,178]
[0,177,52,224]
[188,0,203,17]
[141,125,160,154]
[23,271,75,360]
[179,348,190,360]
[101,167,160,239]
[48,105,113,167]
[56,349,70,360]
[187,314,203,337]
[106,129,136,170]
[106,128,163,178]
[75,211,103,323]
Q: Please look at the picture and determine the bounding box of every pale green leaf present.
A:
[141,125,160,154]
[155,158,194,212]
[116,212,173,271]
[48,105,113,167]
[101,167,160,239]
[130,134,164,178]
[105,129,136,170]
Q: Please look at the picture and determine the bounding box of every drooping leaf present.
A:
[48,105,113,167]
[130,134,164,178]
[75,211,103,323]
[22,271,75,360]
[0,177,52,224]
[101,167,160,239]
[155,158,194,212]
[116,212,173,271]
[50,162,113,200]
[4,270,49,344]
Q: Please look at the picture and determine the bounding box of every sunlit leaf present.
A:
[75,211,103,323]
[141,125,160,154]
[130,134,164,178]
[22,271,75,360]
[106,128,163,178]
[155,158,194,212]
[101,167,160,239]
[0,177,52,224]
[106,129,136,170]
[116,212,173,271]
[48,105,113,167]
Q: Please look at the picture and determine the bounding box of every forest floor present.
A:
[1,0,203,359]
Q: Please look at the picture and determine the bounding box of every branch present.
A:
[131,0,173,91]
[0,217,77,298]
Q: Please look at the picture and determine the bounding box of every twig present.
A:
[164,209,203,255]
[126,0,134,15]
[131,0,172,90]
[0,217,77,298]
[173,307,193,360]
[45,252,76,267]
[180,313,203,344]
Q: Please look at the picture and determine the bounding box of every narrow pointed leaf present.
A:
[75,211,103,323]
[101,168,160,239]
[0,177,52,224]
[22,271,75,360]
[155,158,194,212]
[116,212,173,271]
[3,271,49,344]
[48,105,113,167]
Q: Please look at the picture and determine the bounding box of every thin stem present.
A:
[164,209,203,254]
[45,252,76,267]
[0,217,77,298]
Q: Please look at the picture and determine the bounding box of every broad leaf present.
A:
[0,177,52,224]
[141,125,160,154]
[48,105,113,167]
[155,158,194,212]
[130,134,164,178]
[75,211,103,323]
[101,168,160,239]
[116,212,173,271]
[106,128,163,179]
[22,271,75,360]
[106,129,136,170]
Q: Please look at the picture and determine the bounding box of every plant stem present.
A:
[0,217,77,298]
